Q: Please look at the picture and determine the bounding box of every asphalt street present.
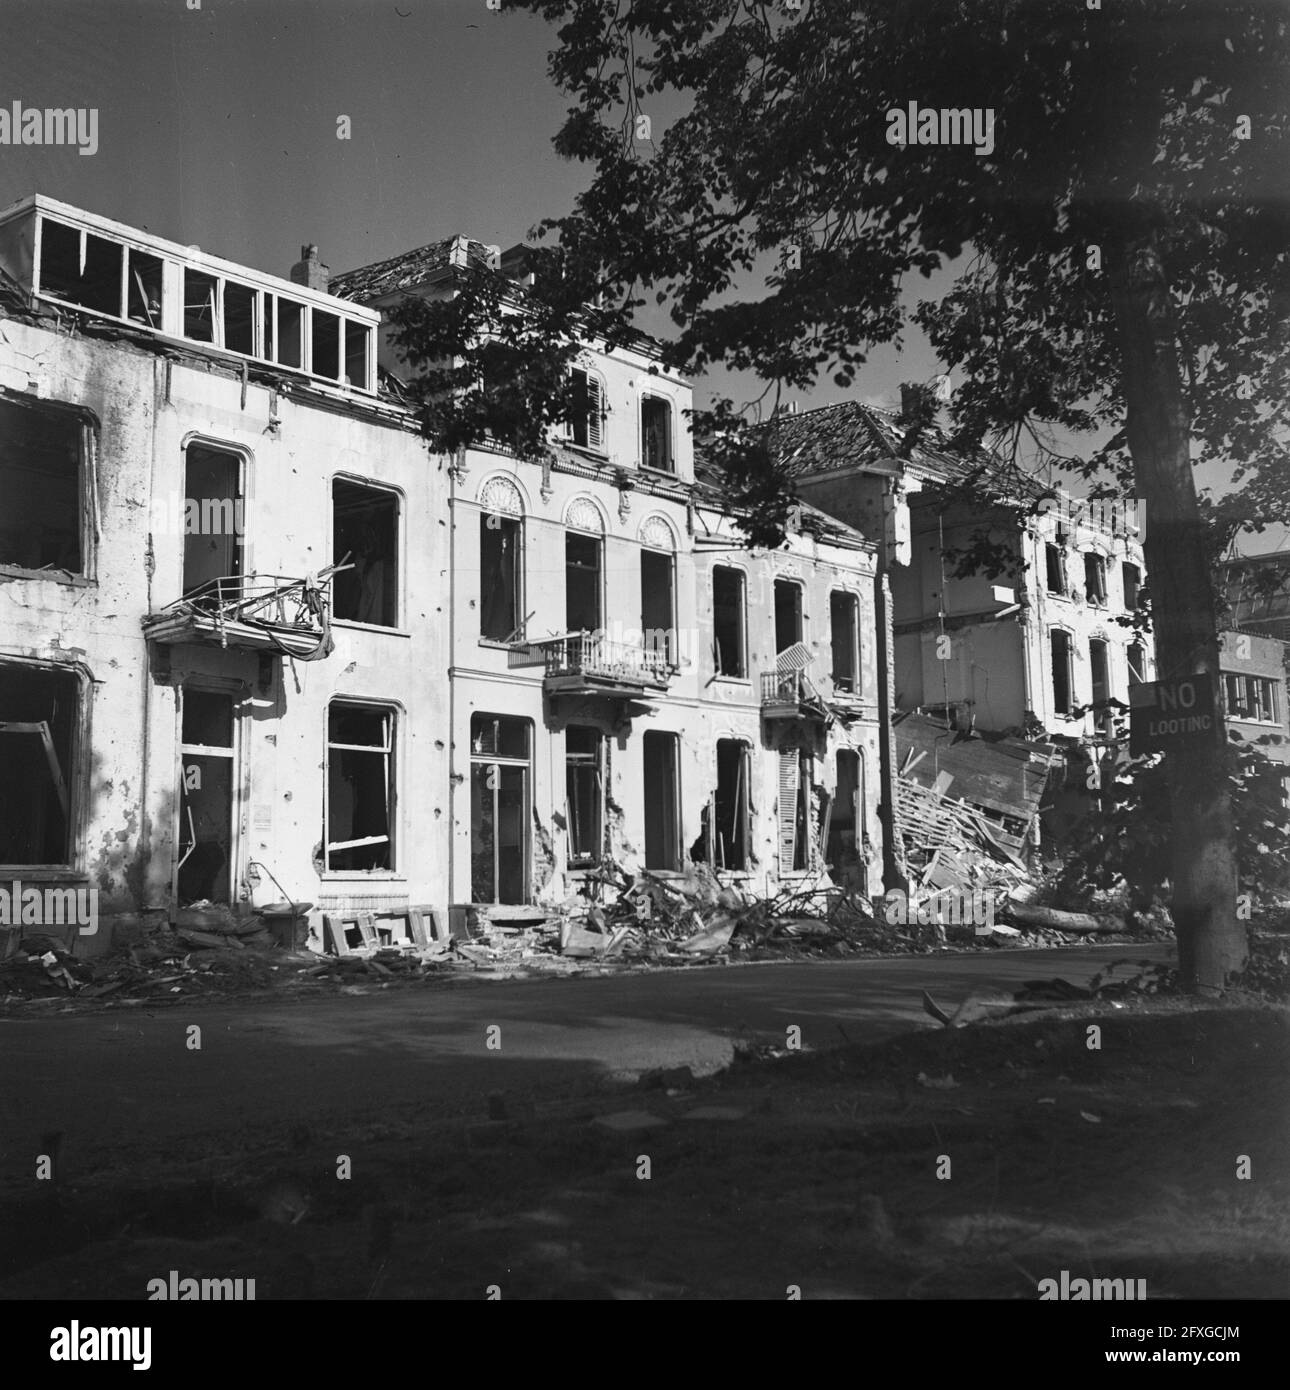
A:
[0,943,1174,1180]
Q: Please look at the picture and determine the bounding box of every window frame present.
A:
[829,589,860,694]
[1121,561,1141,611]
[331,475,403,630]
[0,391,97,584]
[711,737,752,872]
[639,392,675,474]
[1050,627,1076,717]
[0,657,89,876]
[564,725,604,868]
[324,700,398,875]
[469,713,533,905]
[31,211,376,392]
[712,564,749,680]
[478,510,525,644]
[1084,553,1108,607]
[566,367,607,453]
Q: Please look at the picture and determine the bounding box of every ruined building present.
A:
[765,399,1154,861]
[0,196,886,950]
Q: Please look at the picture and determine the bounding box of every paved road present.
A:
[0,944,1172,1178]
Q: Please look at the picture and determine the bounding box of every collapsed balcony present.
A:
[508,632,673,698]
[142,566,345,660]
[761,653,831,725]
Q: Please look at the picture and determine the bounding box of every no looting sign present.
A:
[1129,674,1218,755]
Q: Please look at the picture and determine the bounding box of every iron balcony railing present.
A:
[510,632,673,688]
[761,670,809,705]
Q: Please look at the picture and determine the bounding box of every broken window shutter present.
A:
[732,749,748,865]
[778,749,799,874]
[818,788,833,868]
[586,376,603,450]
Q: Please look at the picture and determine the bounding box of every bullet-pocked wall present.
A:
[0,311,449,952]
[447,333,884,909]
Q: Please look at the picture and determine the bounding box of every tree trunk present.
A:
[1107,234,1245,994]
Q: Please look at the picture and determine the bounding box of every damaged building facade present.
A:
[0,196,885,952]
[767,400,1155,867]
[330,238,886,919]
[0,196,447,951]
[774,400,1154,742]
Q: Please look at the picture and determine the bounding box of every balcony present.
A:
[143,568,343,661]
[509,632,673,698]
[761,669,831,725]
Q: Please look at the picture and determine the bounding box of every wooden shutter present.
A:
[778,749,799,874]
[586,375,603,451]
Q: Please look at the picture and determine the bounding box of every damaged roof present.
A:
[759,400,1053,504]
[329,235,499,303]
[1223,552,1290,640]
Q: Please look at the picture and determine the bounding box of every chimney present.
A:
[290,244,330,291]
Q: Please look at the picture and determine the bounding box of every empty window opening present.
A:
[480,513,522,641]
[0,662,78,868]
[222,281,257,355]
[1051,629,1075,716]
[344,323,371,389]
[1226,674,1278,723]
[1045,543,1066,594]
[276,298,304,369]
[830,590,859,693]
[470,714,530,904]
[178,688,236,906]
[826,749,865,893]
[569,368,604,451]
[0,397,84,574]
[127,248,164,328]
[641,548,675,664]
[565,530,602,633]
[711,738,750,871]
[333,479,398,627]
[641,395,673,472]
[1089,638,1110,706]
[565,725,603,867]
[182,444,242,596]
[713,566,747,678]
[40,220,123,316]
[326,703,394,872]
[1128,641,1147,688]
[183,268,218,343]
[1122,562,1141,610]
[774,579,804,653]
[643,730,681,870]
[312,308,341,381]
[1084,553,1107,605]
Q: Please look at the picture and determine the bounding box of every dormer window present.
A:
[641,394,674,473]
[20,205,377,392]
[568,368,605,452]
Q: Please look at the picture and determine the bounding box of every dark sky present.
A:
[0,0,1278,553]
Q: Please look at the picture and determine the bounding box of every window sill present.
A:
[331,619,411,638]
[0,564,93,586]
[0,866,84,879]
[319,872,405,882]
[710,675,752,687]
[478,637,525,651]
[638,463,681,482]
[561,442,610,464]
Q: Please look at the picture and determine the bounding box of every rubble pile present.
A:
[529,862,921,963]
